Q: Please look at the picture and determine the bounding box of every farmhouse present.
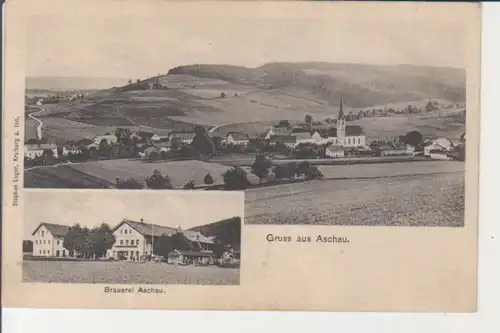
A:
[169,131,196,144]
[293,132,314,145]
[93,134,118,145]
[31,222,71,257]
[270,135,297,149]
[325,145,345,158]
[264,126,290,140]
[225,132,250,146]
[167,249,214,265]
[424,137,454,156]
[24,143,59,159]
[106,219,215,261]
[62,145,82,156]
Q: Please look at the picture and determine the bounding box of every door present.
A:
[56,250,60,257]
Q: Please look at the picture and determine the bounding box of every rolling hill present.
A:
[189,216,241,249]
[26,76,129,91]
[25,62,466,142]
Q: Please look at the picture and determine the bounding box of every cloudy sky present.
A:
[25,1,471,79]
[24,190,243,239]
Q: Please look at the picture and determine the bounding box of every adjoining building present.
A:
[224,132,250,146]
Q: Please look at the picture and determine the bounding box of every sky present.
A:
[24,190,243,239]
[25,1,470,79]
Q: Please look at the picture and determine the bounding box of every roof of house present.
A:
[326,145,344,152]
[293,132,313,140]
[345,125,364,136]
[113,219,179,237]
[168,249,213,257]
[95,135,118,142]
[377,143,398,150]
[268,127,290,135]
[227,132,250,141]
[25,143,57,150]
[136,131,156,139]
[31,222,70,237]
[270,135,296,143]
[169,132,196,140]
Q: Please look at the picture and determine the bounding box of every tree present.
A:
[89,224,116,258]
[183,181,196,190]
[128,79,132,84]
[115,177,144,189]
[136,79,141,84]
[425,100,435,112]
[98,138,112,158]
[295,161,312,178]
[304,114,313,132]
[63,224,88,257]
[220,92,226,98]
[222,167,250,190]
[23,240,33,253]
[192,125,215,156]
[251,154,272,184]
[42,149,54,164]
[403,131,423,147]
[145,169,174,189]
[278,120,290,128]
[204,173,214,185]
[304,165,324,180]
[153,234,175,258]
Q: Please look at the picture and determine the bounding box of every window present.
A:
[136,239,139,245]
[124,229,128,234]
[35,240,38,244]
[43,240,46,244]
[126,240,129,245]
[120,240,124,245]
[39,250,41,254]
[113,251,116,256]
[41,231,44,237]
[48,240,50,244]
[57,240,60,245]
[120,229,123,234]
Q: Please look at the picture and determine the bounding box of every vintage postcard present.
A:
[3,0,480,311]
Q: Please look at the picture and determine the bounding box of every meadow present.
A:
[22,260,239,285]
[245,170,464,226]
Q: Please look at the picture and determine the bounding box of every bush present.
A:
[115,177,144,189]
[305,165,324,180]
[145,169,174,189]
[222,167,250,190]
[183,181,196,190]
[204,173,214,185]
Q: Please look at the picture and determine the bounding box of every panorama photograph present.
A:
[23,9,466,227]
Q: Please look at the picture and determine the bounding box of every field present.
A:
[245,161,465,226]
[24,159,261,188]
[22,260,239,285]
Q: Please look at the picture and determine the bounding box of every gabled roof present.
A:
[227,132,250,141]
[168,250,213,257]
[268,127,290,135]
[293,132,313,140]
[32,222,70,237]
[183,230,215,244]
[326,145,344,152]
[25,143,57,150]
[270,135,296,143]
[113,219,179,237]
[169,132,196,140]
[345,125,364,136]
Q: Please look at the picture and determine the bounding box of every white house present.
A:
[169,132,196,145]
[424,137,454,156]
[225,132,250,146]
[24,143,59,159]
[269,135,297,149]
[31,222,71,257]
[106,219,215,261]
[325,145,344,158]
[93,134,118,145]
[62,145,82,156]
[293,132,315,145]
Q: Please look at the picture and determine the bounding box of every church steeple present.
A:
[338,96,345,119]
[336,96,346,138]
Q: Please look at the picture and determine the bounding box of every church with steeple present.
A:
[327,97,366,148]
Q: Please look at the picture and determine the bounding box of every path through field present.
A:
[26,106,45,140]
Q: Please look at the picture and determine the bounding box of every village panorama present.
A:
[24,62,467,227]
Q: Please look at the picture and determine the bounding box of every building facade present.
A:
[24,143,59,159]
[31,223,70,257]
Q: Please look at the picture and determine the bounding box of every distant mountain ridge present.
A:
[26,76,129,91]
[167,62,466,107]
